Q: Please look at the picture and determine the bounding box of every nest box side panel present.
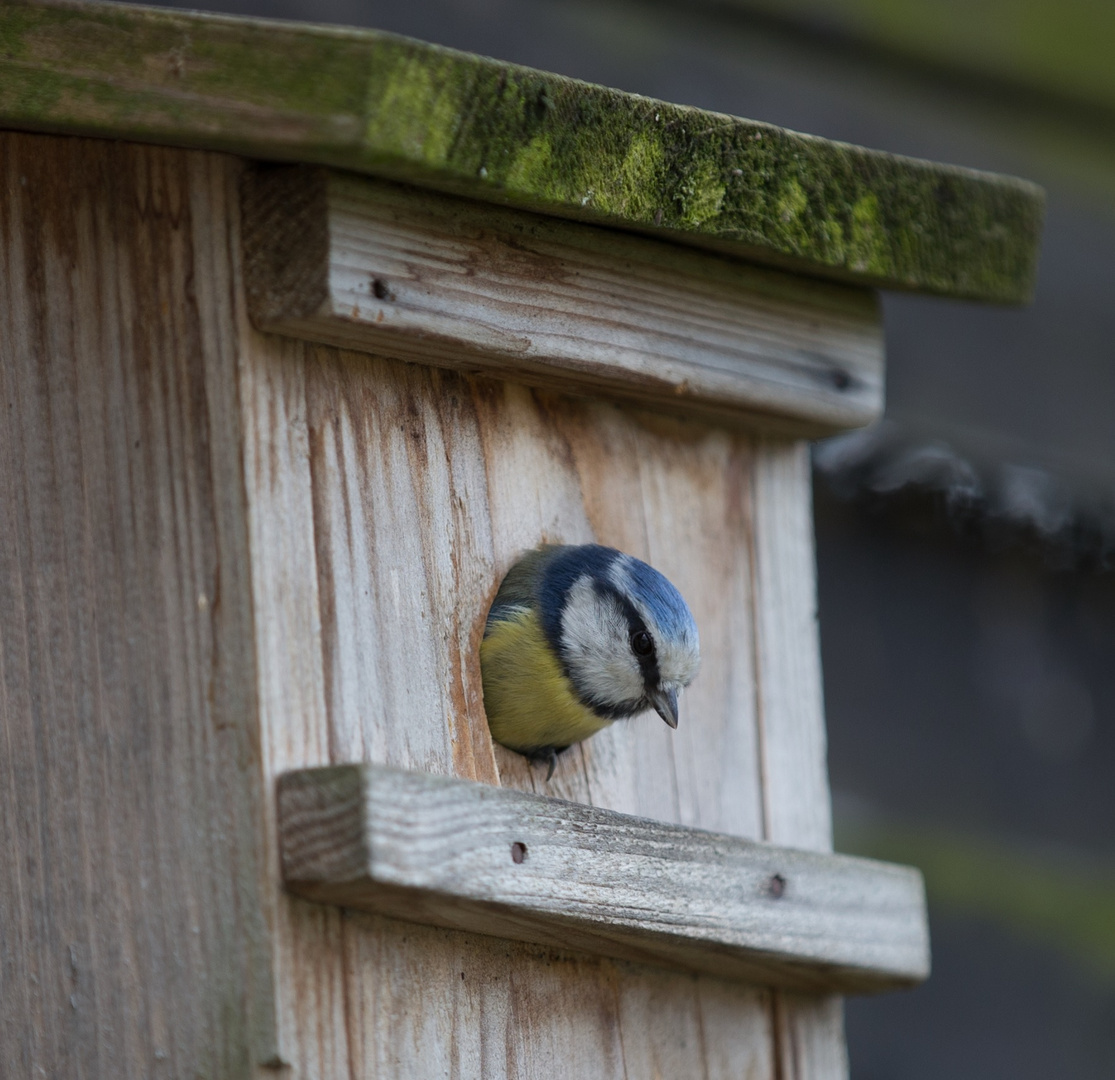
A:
[0,134,278,1076]
[752,441,849,1080]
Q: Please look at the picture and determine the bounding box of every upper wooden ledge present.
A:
[1,0,1042,303]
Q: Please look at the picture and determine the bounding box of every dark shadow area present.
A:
[845,913,1115,1080]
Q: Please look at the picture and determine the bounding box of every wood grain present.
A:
[278,763,930,993]
[241,167,885,437]
[337,911,778,1080]
[239,335,827,1072]
[0,133,278,1075]
[752,440,833,853]
[751,439,851,1080]
[0,130,884,1075]
[235,255,352,1073]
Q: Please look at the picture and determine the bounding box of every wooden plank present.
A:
[278,763,930,995]
[241,167,885,437]
[751,438,851,1080]
[752,440,833,852]
[234,236,353,1070]
[0,2,1043,302]
[0,133,277,1076]
[775,993,851,1080]
[338,911,777,1080]
[242,345,782,1073]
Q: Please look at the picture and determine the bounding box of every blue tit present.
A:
[480,543,700,778]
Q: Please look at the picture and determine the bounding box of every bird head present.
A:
[538,545,700,727]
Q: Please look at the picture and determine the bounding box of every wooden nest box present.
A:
[0,2,1042,1076]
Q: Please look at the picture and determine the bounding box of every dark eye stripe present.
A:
[610,591,659,688]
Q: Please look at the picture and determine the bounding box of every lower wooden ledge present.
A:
[277,764,929,995]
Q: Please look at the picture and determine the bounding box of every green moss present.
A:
[677,156,726,227]
[776,178,809,228]
[0,0,1045,302]
[596,133,668,217]
[363,54,461,167]
[848,193,887,274]
[504,134,556,194]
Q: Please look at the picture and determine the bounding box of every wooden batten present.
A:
[241,166,885,436]
[278,764,930,995]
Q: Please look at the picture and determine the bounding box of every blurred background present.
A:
[121,0,1115,1074]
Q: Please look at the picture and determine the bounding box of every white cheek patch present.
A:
[560,575,644,708]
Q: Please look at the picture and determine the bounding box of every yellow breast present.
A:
[480,607,611,754]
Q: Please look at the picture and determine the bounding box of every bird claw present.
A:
[524,745,567,781]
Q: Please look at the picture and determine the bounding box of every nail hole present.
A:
[767,873,786,898]
[830,368,851,390]
[372,278,394,301]
[510,842,527,864]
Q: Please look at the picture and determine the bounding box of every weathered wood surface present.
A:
[239,337,785,1075]
[240,325,851,1073]
[752,440,851,1079]
[753,440,833,853]
[278,763,930,993]
[241,167,885,436]
[0,1,1043,301]
[0,133,279,1075]
[1,131,866,1078]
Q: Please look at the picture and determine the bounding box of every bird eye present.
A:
[630,630,653,657]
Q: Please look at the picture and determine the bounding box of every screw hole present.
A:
[372,278,394,301]
[831,368,851,390]
[510,842,527,864]
[767,873,786,898]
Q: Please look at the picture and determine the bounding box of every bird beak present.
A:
[651,686,679,729]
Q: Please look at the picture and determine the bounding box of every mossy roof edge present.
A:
[0,0,1044,303]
